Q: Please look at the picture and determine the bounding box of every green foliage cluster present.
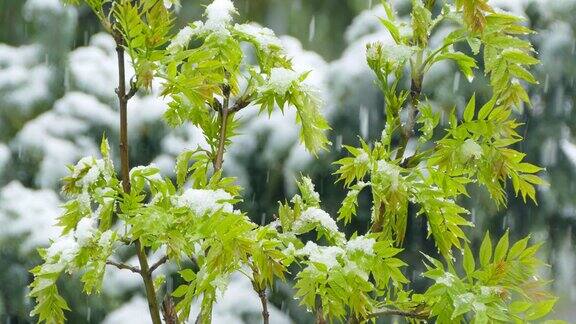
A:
[29,0,563,323]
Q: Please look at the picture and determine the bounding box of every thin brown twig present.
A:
[228,98,251,113]
[126,77,138,99]
[150,255,169,273]
[106,260,141,274]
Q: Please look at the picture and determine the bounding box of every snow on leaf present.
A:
[174,188,234,215]
[346,235,376,255]
[293,207,339,234]
[203,0,237,36]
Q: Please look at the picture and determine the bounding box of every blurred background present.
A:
[0,0,575,322]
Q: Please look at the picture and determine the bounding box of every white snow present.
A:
[436,272,456,287]
[293,207,339,233]
[280,36,328,93]
[174,188,234,215]
[225,36,330,195]
[9,70,147,188]
[344,4,387,44]
[380,43,415,63]
[343,261,369,280]
[163,0,180,9]
[461,139,483,160]
[355,151,370,165]
[69,33,123,100]
[99,230,114,247]
[102,295,152,324]
[167,23,203,53]
[346,236,376,255]
[489,0,529,15]
[0,44,40,67]
[127,95,167,135]
[561,139,576,168]
[265,67,301,95]
[24,0,66,14]
[0,63,52,112]
[46,233,79,265]
[0,144,9,177]
[74,217,96,246]
[298,241,344,269]
[129,164,161,181]
[53,92,116,128]
[454,292,475,309]
[0,181,62,252]
[234,23,282,50]
[103,274,293,324]
[300,176,320,203]
[377,160,402,190]
[203,0,237,36]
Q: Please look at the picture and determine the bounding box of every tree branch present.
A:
[397,72,423,160]
[315,297,327,324]
[106,260,141,274]
[126,76,138,99]
[162,294,178,324]
[150,255,169,273]
[213,83,231,172]
[228,97,251,114]
[256,287,270,324]
[135,241,163,324]
[114,31,163,324]
[250,279,270,324]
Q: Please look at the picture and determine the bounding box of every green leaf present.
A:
[175,150,195,188]
[493,230,509,262]
[179,269,196,282]
[172,284,190,298]
[502,48,539,65]
[464,94,476,122]
[508,236,529,260]
[526,299,557,320]
[479,231,492,267]
[463,244,475,277]
[435,52,477,81]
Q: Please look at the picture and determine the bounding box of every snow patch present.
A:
[461,139,483,160]
[265,67,300,95]
[0,181,62,252]
[203,0,237,36]
[346,236,376,255]
[167,22,203,53]
[293,207,339,233]
[235,23,282,50]
[561,139,576,168]
[436,272,456,287]
[174,188,234,215]
[298,241,344,269]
